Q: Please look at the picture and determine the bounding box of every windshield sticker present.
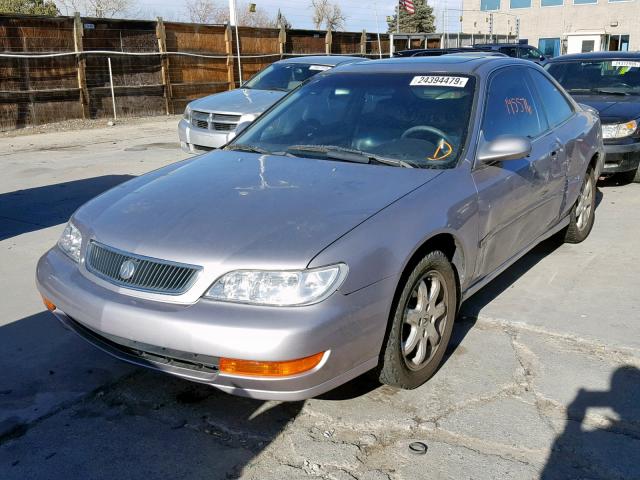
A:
[505,97,533,115]
[612,60,640,68]
[410,76,469,88]
[309,65,332,71]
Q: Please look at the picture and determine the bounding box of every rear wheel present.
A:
[377,251,457,389]
[563,167,596,244]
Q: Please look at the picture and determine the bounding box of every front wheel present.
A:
[377,251,457,389]
[563,167,596,244]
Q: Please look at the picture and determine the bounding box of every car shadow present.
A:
[540,366,640,479]
[0,175,133,241]
[0,310,304,479]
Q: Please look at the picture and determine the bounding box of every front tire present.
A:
[377,251,457,389]
[563,167,596,244]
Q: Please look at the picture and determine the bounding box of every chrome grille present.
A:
[190,110,240,132]
[85,241,201,295]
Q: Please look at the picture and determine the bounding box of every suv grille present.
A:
[85,241,201,295]
[191,111,241,132]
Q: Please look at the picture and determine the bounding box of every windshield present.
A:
[232,72,476,169]
[547,59,640,95]
[242,63,332,91]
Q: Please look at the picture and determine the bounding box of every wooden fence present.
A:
[0,14,391,130]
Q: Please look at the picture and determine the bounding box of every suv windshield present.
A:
[547,59,640,95]
[232,72,476,169]
[243,63,332,92]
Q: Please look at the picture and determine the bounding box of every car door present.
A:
[472,66,559,278]
[526,68,578,222]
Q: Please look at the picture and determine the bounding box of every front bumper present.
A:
[36,248,395,400]
[178,119,231,153]
[602,142,640,174]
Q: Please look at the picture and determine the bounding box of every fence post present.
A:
[225,24,235,90]
[325,29,332,55]
[73,13,89,119]
[360,30,366,56]
[279,24,286,59]
[155,17,173,115]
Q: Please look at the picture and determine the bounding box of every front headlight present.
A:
[204,264,348,306]
[602,120,637,139]
[57,222,82,262]
[183,105,192,121]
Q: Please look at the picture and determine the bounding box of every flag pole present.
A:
[229,0,242,84]
[374,2,383,59]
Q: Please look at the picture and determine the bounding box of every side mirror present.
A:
[225,120,252,143]
[477,135,532,164]
[540,55,545,61]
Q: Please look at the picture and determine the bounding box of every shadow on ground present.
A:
[541,366,640,479]
[0,311,304,479]
[0,175,132,241]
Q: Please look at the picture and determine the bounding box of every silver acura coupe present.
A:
[178,55,364,153]
[37,56,604,401]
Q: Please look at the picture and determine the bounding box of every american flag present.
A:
[400,0,416,14]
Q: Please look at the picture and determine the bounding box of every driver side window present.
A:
[482,67,548,142]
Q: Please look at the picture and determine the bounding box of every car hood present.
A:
[189,88,287,115]
[74,151,442,271]
[573,95,640,123]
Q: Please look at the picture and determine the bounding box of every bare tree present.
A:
[57,0,131,17]
[311,0,345,31]
[185,0,222,23]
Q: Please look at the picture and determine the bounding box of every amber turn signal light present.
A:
[42,296,56,312]
[219,351,325,377]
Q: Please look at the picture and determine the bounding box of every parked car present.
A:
[38,56,603,401]
[546,51,640,183]
[178,55,365,153]
[473,43,548,65]
[394,47,484,57]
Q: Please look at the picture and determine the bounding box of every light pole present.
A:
[229,0,242,84]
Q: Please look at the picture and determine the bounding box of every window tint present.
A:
[499,47,517,57]
[528,69,574,126]
[482,68,547,141]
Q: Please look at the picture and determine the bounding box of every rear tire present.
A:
[563,167,596,244]
[377,251,457,389]
[619,168,640,184]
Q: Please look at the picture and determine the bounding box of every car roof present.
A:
[548,51,640,63]
[332,55,524,74]
[277,55,366,66]
[475,43,527,48]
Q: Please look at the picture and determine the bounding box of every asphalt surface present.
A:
[1,117,639,480]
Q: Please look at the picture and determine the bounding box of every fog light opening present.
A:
[219,351,326,377]
[42,296,56,312]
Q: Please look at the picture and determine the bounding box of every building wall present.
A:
[461,0,640,53]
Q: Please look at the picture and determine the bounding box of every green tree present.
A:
[0,0,59,15]
[387,0,435,33]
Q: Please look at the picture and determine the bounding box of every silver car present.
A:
[37,56,604,401]
[178,55,365,153]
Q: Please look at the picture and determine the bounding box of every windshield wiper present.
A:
[567,87,629,96]
[286,145,415,168]
[224,143,270,154]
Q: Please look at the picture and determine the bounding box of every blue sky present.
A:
[134,0,463,33]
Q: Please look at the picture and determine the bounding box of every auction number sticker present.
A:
[612,61,640,68]
[309,65,332,71]
[410,76,469,87]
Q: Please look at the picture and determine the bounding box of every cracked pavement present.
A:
[1,117,639,479]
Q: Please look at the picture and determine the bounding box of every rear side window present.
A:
[499,47,517,57]
[482,67,548,141]
[527,69,574,127]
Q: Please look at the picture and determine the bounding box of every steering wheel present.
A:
[401,125,453,146]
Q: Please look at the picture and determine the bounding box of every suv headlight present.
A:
[183,105,192,121]
[57,222,82,262]
[204,264,348,306]
[602,120,637,139]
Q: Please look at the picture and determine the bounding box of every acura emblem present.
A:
[119,259,137,280]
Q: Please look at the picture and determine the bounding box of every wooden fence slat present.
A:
[73,12,89,119]
[155,17,173,115]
